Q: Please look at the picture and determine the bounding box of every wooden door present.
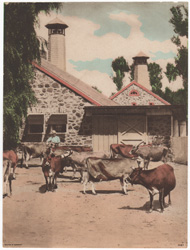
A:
[92,115,117,152]
[118,115,146,145]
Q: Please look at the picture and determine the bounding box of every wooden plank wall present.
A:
[92,115,118,152]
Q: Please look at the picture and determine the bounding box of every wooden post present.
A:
[173,119,179,137]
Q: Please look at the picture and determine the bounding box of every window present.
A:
[27,115,44,134]
[47,114,67,133]
[51,29,64,35]
[52,124,67,133]
[149,102,154,106]
[129,89,139,96]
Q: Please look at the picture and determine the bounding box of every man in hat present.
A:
[46,130,60,147]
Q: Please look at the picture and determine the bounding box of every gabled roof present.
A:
[110,80,170,105]
[32,59,118,107]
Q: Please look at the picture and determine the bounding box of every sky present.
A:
[35,2,188,97]
[13,2,185,97]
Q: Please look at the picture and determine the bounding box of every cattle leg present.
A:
[168,192,171,205]
[44,176,50,192]
[148,192,154,212]
[11,163,17,179]
[71,163,77,179]
[90,181,96,195]
[143,159,149,170]
[82,173,88,194]
[8,174,12,196]
[159,188,164,212]
[52,175,58,191]
[120,178,128,195]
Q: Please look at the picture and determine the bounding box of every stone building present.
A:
[21,17,187,163]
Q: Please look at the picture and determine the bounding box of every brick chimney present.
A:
[132,52,151,90]
[45,17,68,71]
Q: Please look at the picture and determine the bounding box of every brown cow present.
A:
[126,164,176,213]
[110,141,145,159]
[3,159,13,197]
[42,150,72,192]
[3,150,18,179]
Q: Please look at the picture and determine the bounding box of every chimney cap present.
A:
[132,51,149,59]
[45,17,68,29]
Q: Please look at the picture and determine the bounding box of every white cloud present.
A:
[67,62,117,97]
[36,11,184,96]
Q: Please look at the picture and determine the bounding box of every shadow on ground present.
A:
[119,200,165,213]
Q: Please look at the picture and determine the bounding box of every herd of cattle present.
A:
[3,142,176,213]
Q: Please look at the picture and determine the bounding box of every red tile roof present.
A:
[32,59,118,107]
[110,80,171,105]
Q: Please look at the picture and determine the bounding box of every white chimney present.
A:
[132,51,151,90]
[45,17,68,71]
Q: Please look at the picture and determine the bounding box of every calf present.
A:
[42,151,72,192]
[82,157,139,195]
[3,150,18,179]
[126,164,176,212]
[3,159,13,197]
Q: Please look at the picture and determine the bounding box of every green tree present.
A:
[148,62,163,94]
[165,4,188,105]
[4,3,62,149]
[112,56,129,91]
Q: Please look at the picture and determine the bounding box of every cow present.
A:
[18,143,50,168]
[51,145,92,153]
[126,164,176,213]
[3,159,13,197]
[82,157,140,195]
[3,150,18,179]
[50,150,110,180]
[110,141,145,159]
[42,150,72,192]
[130,144,169,170]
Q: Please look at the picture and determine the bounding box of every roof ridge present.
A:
[110,80,170,105]
[32,59,118,106]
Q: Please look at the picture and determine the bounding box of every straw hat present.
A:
[52,130,56,134]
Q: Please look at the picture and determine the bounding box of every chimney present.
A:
[45,17,68,71]
[132,52,151,90]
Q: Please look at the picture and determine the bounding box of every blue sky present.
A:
[60,2,176,41]
[36,1,188,96]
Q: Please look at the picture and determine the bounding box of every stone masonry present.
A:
[22,69,93,147]
[113,84,164,105]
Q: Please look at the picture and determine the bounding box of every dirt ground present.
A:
[3,159,187,248]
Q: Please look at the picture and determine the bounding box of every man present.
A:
[46,130,60,147]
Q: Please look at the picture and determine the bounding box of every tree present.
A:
[4,3,62,149]
[148,62,163,95]
[112,56,129,91]
[165,4,188,106]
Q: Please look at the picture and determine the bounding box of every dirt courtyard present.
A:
[3,159,187,248]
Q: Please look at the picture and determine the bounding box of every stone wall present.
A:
[113,84,165,105]
[148,115,171,136]
[21,69,93,147]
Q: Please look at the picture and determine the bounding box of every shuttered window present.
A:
[47,114,67,133]
[27,115,44,134]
